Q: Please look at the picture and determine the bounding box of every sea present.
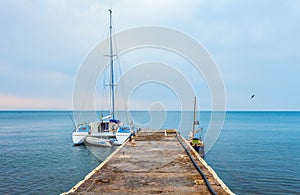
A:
[0,111,299,195]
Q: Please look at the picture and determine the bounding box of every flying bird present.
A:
[251,94,255,99]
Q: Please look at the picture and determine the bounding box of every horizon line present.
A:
[0,109,300,112]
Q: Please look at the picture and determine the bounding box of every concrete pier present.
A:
[64,130,234,195]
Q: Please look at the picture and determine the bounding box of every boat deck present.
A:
[64,130,234,195]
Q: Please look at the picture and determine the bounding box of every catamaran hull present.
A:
[72,132,89,145]
[115,132,131,145]
[84,136,112,147]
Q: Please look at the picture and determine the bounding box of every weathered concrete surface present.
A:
[65,130,234,195]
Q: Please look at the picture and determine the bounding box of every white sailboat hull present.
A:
[72,132,89,145]
[84,136,112,147]
[89,131,131,146]
[115,132,131,145]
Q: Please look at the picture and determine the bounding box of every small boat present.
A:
[72,9,132,146]
[189,96,205,156]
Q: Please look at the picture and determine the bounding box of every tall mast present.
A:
[192,96,197,139]
[108,9,115,119]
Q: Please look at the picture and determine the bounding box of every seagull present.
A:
[251,94,255,99]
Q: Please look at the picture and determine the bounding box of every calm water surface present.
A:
[0,111,299,194]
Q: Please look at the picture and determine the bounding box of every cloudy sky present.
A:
[0,0,299,110]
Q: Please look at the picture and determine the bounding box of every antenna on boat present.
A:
[108,9,115,119]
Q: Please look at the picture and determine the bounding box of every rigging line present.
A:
[102,71,110,115]
[109,11,129,124]
[68,112,76,130]
[93,46,108,116]
[97,23,110,117]
[99,74,105,116]
[102,28,112,115]
[112,30,131,125]
[97,44,109,110]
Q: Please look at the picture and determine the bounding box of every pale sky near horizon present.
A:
[0,0,300,111]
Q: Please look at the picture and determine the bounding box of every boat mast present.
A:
[192,96,197,139]
[108,9,115,119]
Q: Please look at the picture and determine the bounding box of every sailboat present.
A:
[72,9,132,146]
[188,96,205,156]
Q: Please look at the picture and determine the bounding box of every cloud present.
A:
[0,0,300,110]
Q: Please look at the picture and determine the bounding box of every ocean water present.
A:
[205,111,300,195]
[0,111,101,195]
[0,111,299,194]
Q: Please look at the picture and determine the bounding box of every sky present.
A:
[0,0,300,111]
